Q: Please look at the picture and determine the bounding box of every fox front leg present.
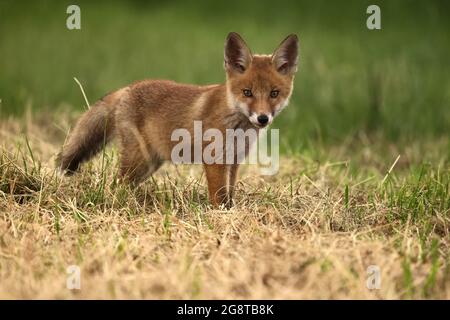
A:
[227,163,240,207]
[204,163,229,208]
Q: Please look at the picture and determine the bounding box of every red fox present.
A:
[58,32,299,207]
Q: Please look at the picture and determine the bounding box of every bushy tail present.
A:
[57,94,118,174]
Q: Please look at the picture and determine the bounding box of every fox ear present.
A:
[224,32,252,73]
[272,34,299,75]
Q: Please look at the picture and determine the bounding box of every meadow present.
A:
[0,0,449,299]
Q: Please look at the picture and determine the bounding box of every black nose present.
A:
[257,114,269,125]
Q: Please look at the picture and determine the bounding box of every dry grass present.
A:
[0,113,449,299]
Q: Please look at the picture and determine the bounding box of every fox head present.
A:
[224,32,299,128]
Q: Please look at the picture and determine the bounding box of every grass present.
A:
[0,0,449,299]
[0,114,448,299]
[1,0,450,150]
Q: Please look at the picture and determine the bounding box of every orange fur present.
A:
[58,32,299,207]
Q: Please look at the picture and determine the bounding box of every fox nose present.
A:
[257,114,269,126]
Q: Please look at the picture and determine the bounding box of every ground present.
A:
[1,0,449,300]
[0,113,448,299]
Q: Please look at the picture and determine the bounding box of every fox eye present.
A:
[270,90,279,98]
[243,89,253,97]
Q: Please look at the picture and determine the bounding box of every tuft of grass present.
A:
[0,114,448,299]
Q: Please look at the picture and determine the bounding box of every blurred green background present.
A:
[0,0,449,152]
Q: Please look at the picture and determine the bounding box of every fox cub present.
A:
[58,32,299,207]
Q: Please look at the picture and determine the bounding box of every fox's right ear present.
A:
[224,32,252,73]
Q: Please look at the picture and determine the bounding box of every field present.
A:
[0,0,449,299]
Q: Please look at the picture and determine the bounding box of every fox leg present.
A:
[119,149,162,184]
[227,163,240,206]
[118,126,162,184]
[204,163,229,207]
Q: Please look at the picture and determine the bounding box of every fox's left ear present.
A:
[272,34,299,75]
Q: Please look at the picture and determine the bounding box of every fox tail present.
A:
[57,89,125,174]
